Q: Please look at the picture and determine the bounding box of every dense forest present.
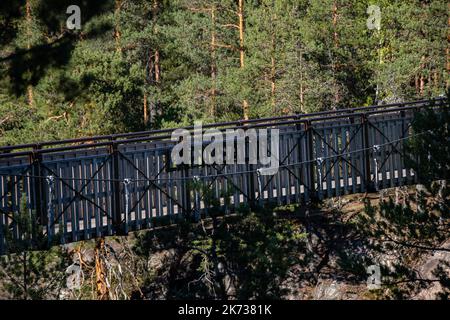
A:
[0,0,448,145]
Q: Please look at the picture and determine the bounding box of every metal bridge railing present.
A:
[0,98,447,254]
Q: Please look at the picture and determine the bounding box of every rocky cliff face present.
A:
[413,239,450,300]
[1,187,449,300]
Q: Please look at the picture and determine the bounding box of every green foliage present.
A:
[405,104,450,186]
[0,246,70,299]
[351,113,450,299]
[352,191,449,299]
[356,195,448,252]
[1,1,447,144]
[0,193,71,299]
[133,203,307,299]
[214,210,306,299]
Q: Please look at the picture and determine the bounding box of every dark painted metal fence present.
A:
[0,98,447,254]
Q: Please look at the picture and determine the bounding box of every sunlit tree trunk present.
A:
[419,56,425,96]
[143,48,152,126]
[154,51,160,84]
[25,0,34,108]
[299,45,305,113]
[447,3,450,89]
[95,238,109,300]
[420,75,424,96]
[153,0,160,119]
[271,52,276,111]
[433,70,438,90]
[143,92,148,124]
[186,3,217,117]
[415,75,419,95]
[270,9,276,112]
[375,28,383,103]
[331,0,339,109]
[144,0,160,126]
[115,0,122,53]
[332,1,338,48]
[153,0,160,85]
[210,7,217,118]
[238,0,249,120]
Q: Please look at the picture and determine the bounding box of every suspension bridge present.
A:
[0,97,447,254]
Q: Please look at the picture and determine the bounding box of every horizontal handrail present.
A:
[0,97,446,158]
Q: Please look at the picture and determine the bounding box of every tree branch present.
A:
[219,24,239,29]
[381,236,450,252]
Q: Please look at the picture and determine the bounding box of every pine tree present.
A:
[0,0,448,142]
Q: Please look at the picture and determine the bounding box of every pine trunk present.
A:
[434,70,438,89]
[26,0,34,108]
[297,40,305,113]
[271,54,276,111]
[115,0,122,53]
[447,4,450,88]
[419,56,425,96]
[210,7,217,118]
[415,75,419,95]
[270,11,276,112]
[332,1,338,48]
[153,0,160,85]
[95,238,109,300]
[332,1,340,109]
[238,0,249,120]
[143,92,148,124]
[420,75,424,96]
[153,0,160,117]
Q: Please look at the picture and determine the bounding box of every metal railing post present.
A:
[46,175,55,245]
[361,114,374,192]
[295,119,304,202]
[316,157,324,200]
[256,168,263,207]
[373,145,380,191]
[182,165,192,219]
[123,178,131,234]
[30,144,47,225]
[248,138,256,209]
[109,139,123,234]
[305,121,316,200]
[241,121,256,209]
[193,176,200,222]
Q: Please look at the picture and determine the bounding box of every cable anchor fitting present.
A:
[373,145,380,153]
